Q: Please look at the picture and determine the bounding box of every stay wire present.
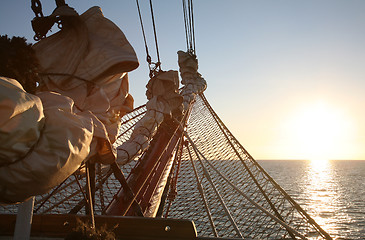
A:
[187,0,193,51]
[149,0,161,70]
[182,0,196,55]
[189,0,196,53]
[182,0,189,51]
[136,0,151,65]
[135,0,162,77]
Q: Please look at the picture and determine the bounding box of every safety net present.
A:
[160,94,331,239]
[0,94,331,240]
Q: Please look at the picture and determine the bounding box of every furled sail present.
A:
[117,70,182,165]
[0,5,139,203]
[33,6,139,164]
[0,77,93,203]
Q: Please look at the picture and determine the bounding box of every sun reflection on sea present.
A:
[310,159,330,170]
[304,160,342,238]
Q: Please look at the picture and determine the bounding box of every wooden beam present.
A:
[0,214,197,240]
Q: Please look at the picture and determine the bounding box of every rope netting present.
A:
[162,94,331,240]
[0,94,331,239]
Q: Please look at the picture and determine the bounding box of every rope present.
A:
[186,143,219,237]
[149,0,161,68]
[182,0,196,55]
[182,0,189,51]
[135,0,162,78]
[38,72,97,85]
[188,0,195,52]
[136,0,152,65]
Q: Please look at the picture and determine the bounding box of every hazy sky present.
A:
[1,0,365,160]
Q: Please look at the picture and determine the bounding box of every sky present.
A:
[1,0,365,160]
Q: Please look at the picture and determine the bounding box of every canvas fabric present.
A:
[117,70,182,165]
[33,6,139,163]
[0,78,93,203]
[177,51,207,111]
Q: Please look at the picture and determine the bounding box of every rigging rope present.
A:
[135,0,151,64]
[135,0,162,78]
[149,0,161,68]
[182,0,196,55]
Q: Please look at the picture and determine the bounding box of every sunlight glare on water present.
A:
[260,160,365,239]
[305,160,346,238]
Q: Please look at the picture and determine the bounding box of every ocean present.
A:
[258,160,365,240]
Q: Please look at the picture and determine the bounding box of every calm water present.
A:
[258,160,365,240]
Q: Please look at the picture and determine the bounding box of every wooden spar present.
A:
[0,214,197,239]
[105,111,189,216]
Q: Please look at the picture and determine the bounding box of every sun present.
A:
[284,101,354,161]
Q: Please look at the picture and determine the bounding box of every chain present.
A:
[30,0,69,41]
[31,0,44,18]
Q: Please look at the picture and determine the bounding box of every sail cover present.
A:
[0,77,93,203]
[33,6,139,163]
